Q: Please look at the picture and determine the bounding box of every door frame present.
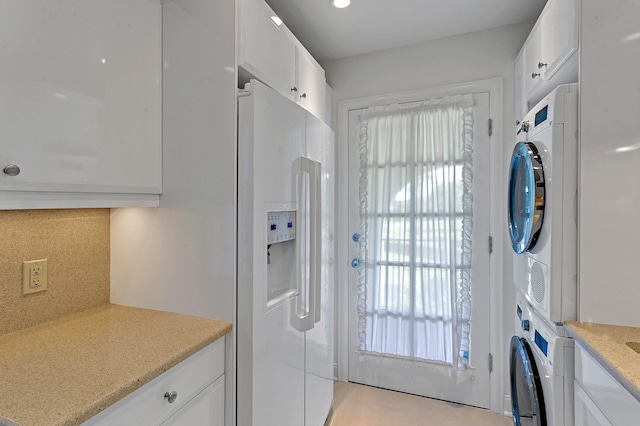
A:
[335,78,505,413]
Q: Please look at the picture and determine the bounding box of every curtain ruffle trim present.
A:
[359,94,475,121]
[457,104,474,371]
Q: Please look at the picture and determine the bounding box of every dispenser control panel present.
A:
[267,211,296,244]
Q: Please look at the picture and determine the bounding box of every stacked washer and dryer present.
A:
[507,84,579,426]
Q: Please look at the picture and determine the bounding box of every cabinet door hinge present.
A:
[488,353,493,373]
[488,118,493,137]
[488,236,493,254]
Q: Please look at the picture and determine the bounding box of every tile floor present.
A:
[326,382,513,426]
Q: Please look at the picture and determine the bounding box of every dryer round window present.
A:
[508,141,546,254]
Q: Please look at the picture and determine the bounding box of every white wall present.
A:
[322,21,532,414]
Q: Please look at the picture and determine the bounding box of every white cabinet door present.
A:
[575,381,613,426]
[521,23,544,102]
[538,0,578,79]
[574,344,640,425]
[161,375,225,426]
[295,46,326,121]
[237,0,328,122]
[516,0,578,113]
[0,0,161,196]
[238,0,296,98]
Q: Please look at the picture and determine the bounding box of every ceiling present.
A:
[264,0,547,62]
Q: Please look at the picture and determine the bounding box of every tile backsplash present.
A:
[0,209,110,335]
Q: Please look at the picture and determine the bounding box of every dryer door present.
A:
[508,142,546,254]
[510,336,547,426]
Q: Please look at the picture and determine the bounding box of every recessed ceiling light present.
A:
[332,0,350,8]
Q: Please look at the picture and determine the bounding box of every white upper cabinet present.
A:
[538,0,578,79]
[515,0,578,117]
[238,0,327,121]
[294,44,326,120]
[238,0,296,98]
[518,24,544,114]
[0,0,161,208]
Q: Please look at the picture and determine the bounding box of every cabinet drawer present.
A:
[161,374,225,426]
[575,344,640,425]
[83,338,225,425]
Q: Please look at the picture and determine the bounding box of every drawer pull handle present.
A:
[164,391,178,403]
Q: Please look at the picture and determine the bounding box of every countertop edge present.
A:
[0,416,19,426]
[564,323,640,403]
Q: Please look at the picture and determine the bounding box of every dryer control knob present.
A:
[521,320,530,331]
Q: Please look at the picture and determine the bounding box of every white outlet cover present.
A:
[22,259,48,295]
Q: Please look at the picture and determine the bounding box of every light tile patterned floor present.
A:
[327,382,513,426]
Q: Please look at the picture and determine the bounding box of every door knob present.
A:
[351,258,361,269]
[3,164,20,176]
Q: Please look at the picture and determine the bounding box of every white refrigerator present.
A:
[237,79,334,426]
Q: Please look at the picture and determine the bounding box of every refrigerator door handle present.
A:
[308,157,322,324]
[290,156,321,332]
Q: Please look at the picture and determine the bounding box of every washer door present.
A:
[508,142,546,254]
[510,336,547,426]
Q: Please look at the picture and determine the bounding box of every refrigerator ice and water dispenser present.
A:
[266,210,298,309]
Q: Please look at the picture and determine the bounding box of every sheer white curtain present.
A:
[355,94,474,375]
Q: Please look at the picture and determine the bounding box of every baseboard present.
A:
[503,394,512,417]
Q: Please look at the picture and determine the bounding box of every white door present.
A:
[346,91,492,408]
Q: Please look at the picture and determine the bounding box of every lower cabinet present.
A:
[161,375,225,426]
[82,338,225,425]
[574,381,612,426]
[574,343,640,425]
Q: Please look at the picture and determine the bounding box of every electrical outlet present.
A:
[23,259,48,295]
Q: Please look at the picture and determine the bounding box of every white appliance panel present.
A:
[238,80,306,426]
[237,80,334,426]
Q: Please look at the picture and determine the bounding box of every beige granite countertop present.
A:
[0,304,232,426]
[565,321,640,402]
